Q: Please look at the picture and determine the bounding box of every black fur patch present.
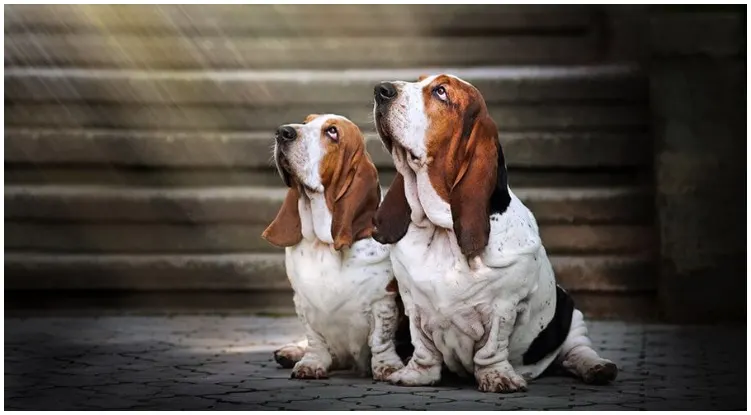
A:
[522,285,575,365]
[394,295,415,363]
[489,140,511,215]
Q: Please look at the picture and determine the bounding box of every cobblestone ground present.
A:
[5,316,746,410]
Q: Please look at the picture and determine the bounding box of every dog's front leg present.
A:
[368,295,405,381]
[387,308,442,386]
[473,301,528,393]
[291,324,333,380]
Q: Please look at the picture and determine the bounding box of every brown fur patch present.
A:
[372,173,412,245]
[316,117,381,251]
[304,113,320,124]
[262,185,303,248]
[420,75,499,258]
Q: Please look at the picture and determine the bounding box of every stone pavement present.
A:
[5,316,746,410]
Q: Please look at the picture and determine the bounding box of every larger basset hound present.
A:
[371,75,618,393]
[262,114,406,381]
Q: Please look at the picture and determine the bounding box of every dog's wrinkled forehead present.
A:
[302,113,343,134]
[418,74,482,109]
[410,74,488,155]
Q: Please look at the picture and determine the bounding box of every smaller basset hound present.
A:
[371,75,618,393]
[262,114,406,381]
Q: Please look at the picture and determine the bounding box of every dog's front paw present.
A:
[291,361,328,380]
[371,351,405,381]
[387,363,441,386]
[476,364,528,393]
[372,361,404,382]
[273,343,305,369]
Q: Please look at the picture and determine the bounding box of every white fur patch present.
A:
[279,114,347,192]
[286,235,398,373]
[376,75,613,389]
[302,189,334,244]
[388,190,558,380]
[377,80,430,160]
[280,113,404,377]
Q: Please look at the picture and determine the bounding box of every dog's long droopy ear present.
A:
[450,115,499,259]
[330,155,380,250]
[373,172,412,245]
[262,187,303,248]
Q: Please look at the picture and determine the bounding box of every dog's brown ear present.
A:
[450,115,499,259]
[304,114,320,124]
[418,74,430,82]
[329,158,380,250]
[320,121,381,251]
[262,187,303,248]
[373,172,412,245]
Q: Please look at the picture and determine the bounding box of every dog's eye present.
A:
[326,126,339,142]
[433,85,448,102]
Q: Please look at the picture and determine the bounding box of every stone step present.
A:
[4,252,655,293]
[5,129,651,169]
[4,167,650,189]
[5,222,655,255]
[5,103,647,131]
[5,5,596,36]
[5,185,653,225]
[5,290,660,321]
[5,65,647,105]
[5,33,599,69]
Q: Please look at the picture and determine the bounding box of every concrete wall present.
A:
[648,6,746,322]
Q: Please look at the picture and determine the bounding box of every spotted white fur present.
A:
[374,78,616,392]
[273,114,404,380]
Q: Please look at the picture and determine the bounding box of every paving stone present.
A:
[420,400,518,410]
[414,388,515,401]
[82,382,173,399]
[273,384,393,400]
[362,382,462,393]
[5,387,108,410]
[478,395,577,410]
[571,390,664,406]
[4,316,746,410]
[204,389,315,405]
[265,399,381,410]
[341,392,453,409]
[128,395,223,410]
[576,403,639,410]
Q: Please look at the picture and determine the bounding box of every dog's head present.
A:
[373,75,509,258]
[263,114,381,251]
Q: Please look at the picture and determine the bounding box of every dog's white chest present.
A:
[285,237,394,359]
[286,238,392,313]
[390,192,556,374]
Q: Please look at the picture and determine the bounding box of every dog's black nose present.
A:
[276,125,297,143]
[375,82,397,103]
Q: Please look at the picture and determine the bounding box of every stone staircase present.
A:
[4,5,656,319]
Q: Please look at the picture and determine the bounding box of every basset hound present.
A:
[262,114,406,381]
[371,75,618,393]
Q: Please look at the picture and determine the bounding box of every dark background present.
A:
[4,5,746,323]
